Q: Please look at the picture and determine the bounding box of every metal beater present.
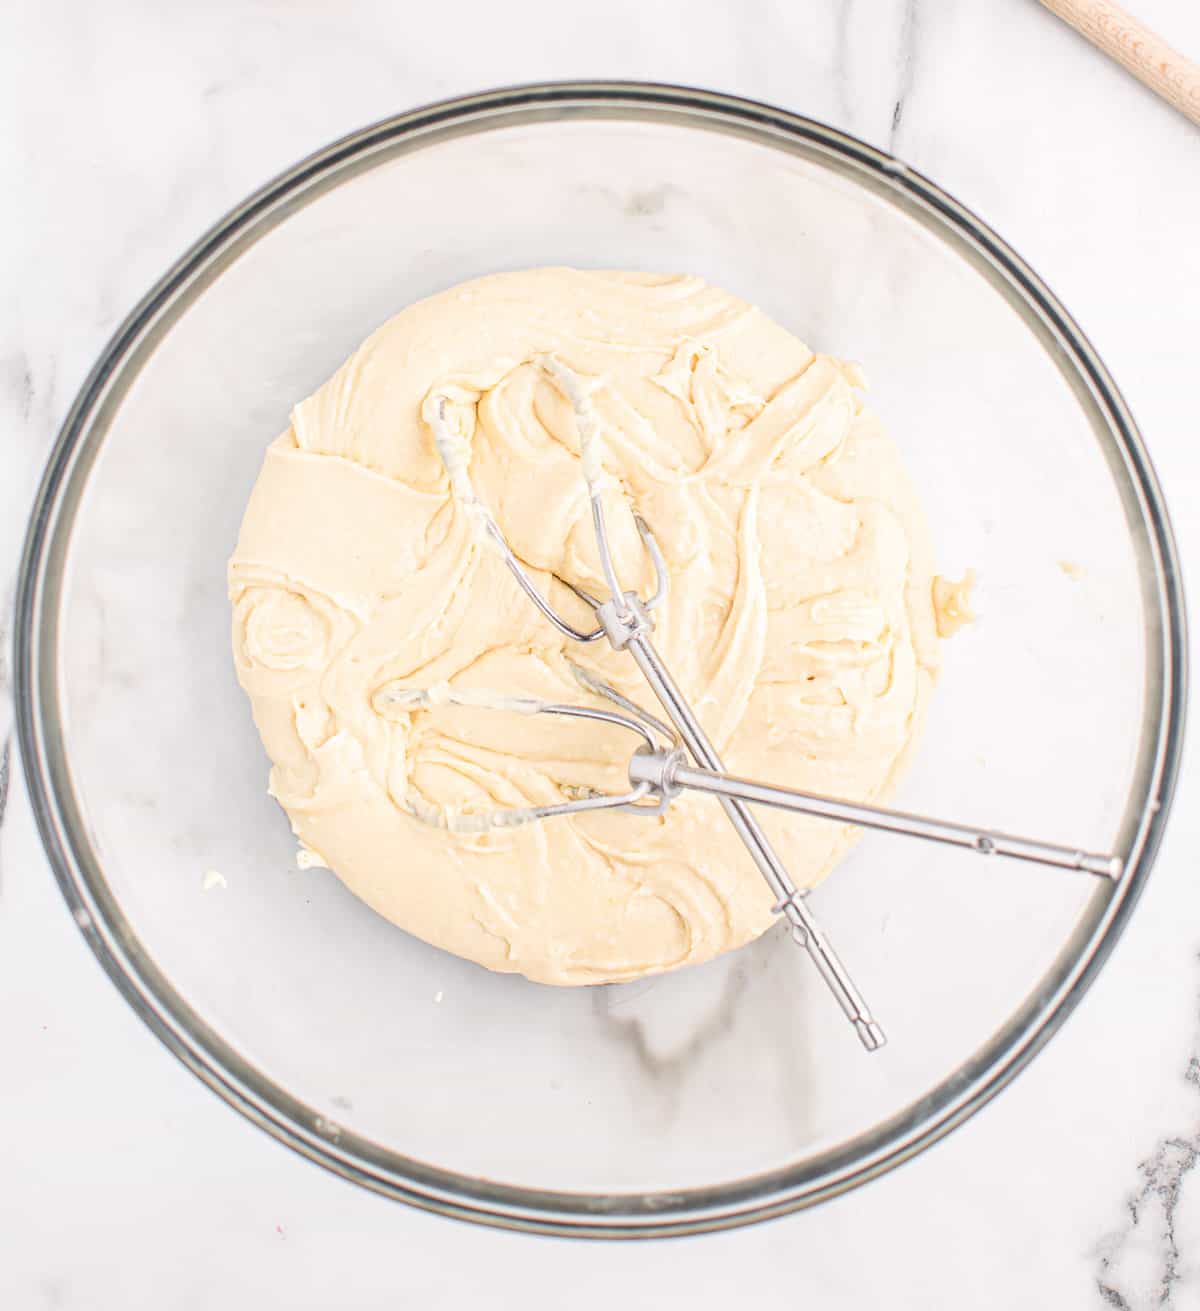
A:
[423,359,1122,1051]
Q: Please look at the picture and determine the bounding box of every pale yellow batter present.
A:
[230,268,945,984]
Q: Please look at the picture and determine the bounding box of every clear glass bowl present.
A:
[15,84,1186,1236]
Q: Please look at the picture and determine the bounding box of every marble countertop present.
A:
[3,1,1199,1305]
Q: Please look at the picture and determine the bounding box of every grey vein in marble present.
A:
[591,962,750,1083]
[0,351,34,423]
[890,0,921,152]
[832,1,855,129]
[586,959,753,1133]
[1096,959,1200,1309]
[0,743,9,861]
[0,585,12,894]
[0,346,61,842]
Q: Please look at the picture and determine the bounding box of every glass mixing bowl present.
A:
[15,83,1186,1237]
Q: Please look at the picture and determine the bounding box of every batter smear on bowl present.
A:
[229,268,949,984]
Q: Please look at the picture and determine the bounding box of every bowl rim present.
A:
[14,80,1188,1238]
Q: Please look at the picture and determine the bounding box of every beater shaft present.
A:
[590,585,886,1051]
[627,753,1122,879]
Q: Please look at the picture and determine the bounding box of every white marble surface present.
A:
[3,0,1200,1305]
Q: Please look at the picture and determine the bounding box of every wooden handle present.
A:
[1040,0,1200,127]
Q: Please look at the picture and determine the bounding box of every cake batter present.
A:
[230,268,949,984]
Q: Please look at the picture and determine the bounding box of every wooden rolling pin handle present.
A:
[1040,0,1200,127]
